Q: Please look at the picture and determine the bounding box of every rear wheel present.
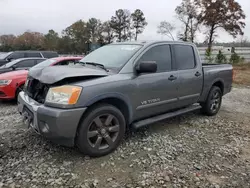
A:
[201,86,222,116]
[76,104,126,157]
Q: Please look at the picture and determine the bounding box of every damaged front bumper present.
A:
[17,91,87,147]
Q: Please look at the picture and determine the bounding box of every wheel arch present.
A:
[15,81,26,98]
[83,93,133,126]
[212,79,224,94]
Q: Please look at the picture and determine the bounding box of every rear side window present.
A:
[26,52,42,58]
[35,59,46,64]
[17,59,36,68]
[174,45,196,70]
[139,44,172,72]
[55,60,77,66]
[8,52,25,59]
[41,52,58,58]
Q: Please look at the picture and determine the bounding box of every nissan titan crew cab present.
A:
[18,41,233,157]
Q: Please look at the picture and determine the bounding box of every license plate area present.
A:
[22,106,34,128]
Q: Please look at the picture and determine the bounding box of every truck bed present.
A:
[199,63,233,102]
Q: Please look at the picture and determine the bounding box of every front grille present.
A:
[0,91,6,97]
[26,77,50,104]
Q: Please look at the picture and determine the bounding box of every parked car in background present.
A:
[0,51,58,66]
[0,58,46,74]
[0,57,82,100]
[17,41,233,157]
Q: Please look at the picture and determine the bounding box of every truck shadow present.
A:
[0,99,17,106]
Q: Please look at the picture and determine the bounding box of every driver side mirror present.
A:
[136,61,157,74]
[12,64,17,70]
[7,58,13,62]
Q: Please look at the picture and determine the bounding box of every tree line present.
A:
[157,0,247,52]
[0,9,147,54]
[0,0,248,54]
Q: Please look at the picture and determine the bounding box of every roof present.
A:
[8,51,57,53]
[15,57,46,61]
[51,56,83,61]
[111,40,195,46]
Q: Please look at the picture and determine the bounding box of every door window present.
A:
[174,45,196,70]
[139,45,172,72]
[16,59,36,67]
[8,52,25,59]
[26,52,42,58]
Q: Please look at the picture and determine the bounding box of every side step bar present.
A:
[132,105,202,129]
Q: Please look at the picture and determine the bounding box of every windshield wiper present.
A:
[81,62,109,72]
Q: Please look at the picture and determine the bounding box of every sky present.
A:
[0,0,249,43]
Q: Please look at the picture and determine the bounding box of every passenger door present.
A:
[133,44,179,121]
[173,44,203,107]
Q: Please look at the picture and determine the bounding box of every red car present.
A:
[0,57,82,100]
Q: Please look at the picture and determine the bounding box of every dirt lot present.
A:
[0,87,250,188]
[233,64,250,87]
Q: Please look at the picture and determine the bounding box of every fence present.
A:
[198,47,250,63]
[59,46,250,63]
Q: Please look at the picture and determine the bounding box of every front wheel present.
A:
[201,86,222,116]
[76,104,126,157]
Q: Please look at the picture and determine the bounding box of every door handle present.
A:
[195,72,201,77]
[168,75,177,81]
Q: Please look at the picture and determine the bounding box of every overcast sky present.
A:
[0,0,249,42]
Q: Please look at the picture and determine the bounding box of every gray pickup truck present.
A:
[18,41,233,157]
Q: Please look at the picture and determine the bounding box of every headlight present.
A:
[0,80,12,86]
[45,85,82,105]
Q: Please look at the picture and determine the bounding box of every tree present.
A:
[63,20,89,53]
[110,9,131,42]
[102,21,114,44]
[175,0,199,42]
[157,21,175,41]
[0,35,16,51]
[131,9,147,41]
[215,50,227,64]
[43,30,59,51]
[14,31,44,50]
[122,9,132,41]
[87,18,103,43]
[195,0,246,52]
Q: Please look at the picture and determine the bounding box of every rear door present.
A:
[173,44,203,107]
[133,44,179,121]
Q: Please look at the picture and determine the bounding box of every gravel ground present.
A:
[0,88,250,188]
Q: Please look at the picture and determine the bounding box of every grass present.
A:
[233,63,250,87]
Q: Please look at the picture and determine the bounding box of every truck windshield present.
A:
[79,44,142,68]
[0,59,20,68]
[0,52,11,59]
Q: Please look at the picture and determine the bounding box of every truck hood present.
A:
[29,65,109,84]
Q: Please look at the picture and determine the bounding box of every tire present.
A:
[76,104,126,157]
[201,86,222,116]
